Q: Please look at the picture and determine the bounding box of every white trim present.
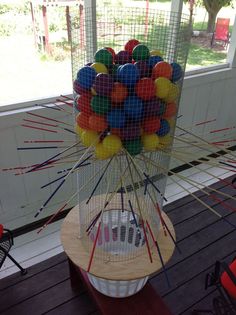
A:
[227,15,236,68]
[185,63,230,77]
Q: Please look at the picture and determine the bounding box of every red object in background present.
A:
[77,93,93,114]
[142,117,161,134]
[221,259,236,299]
[0,224,3,239]
[124,39,140,54]
[211,18,230,47]
[76,112,90,129]
[135,78,156,101]
[152,61,173,80]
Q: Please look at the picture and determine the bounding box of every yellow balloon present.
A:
[75,124,84,136]
[81,130,99,147]
[91,87,97,96]
[95,143,111,160]
[150,49,163,57]
[158,134,172,149]
[167,118,176,130]
[91,62,108,74]
[165,83,180,103]
[155,77,171,99]
[102,135,122,155]
[142,133,159,151]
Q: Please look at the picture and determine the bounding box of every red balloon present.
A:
[162,102,177,118]
[77,93,93,114]
[124,39,140,54]
[152,61,173,80]
[111,82,128,103]
[76,112,90,129]
[135,78,156,101]
[142,117,161,134]
[89,114,108,132]
[105,47,116,61]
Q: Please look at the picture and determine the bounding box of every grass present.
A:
[187,43,227,69]
[193,21,233,33]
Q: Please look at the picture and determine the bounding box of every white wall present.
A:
[0,67,236,230]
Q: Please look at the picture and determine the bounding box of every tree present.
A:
[202,0,233,33]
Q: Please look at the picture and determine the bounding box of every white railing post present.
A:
[227,15,236,68]
[84,0,97,63]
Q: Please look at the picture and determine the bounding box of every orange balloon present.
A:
[111,82,128,104]
[89,114,108,132]
[162,102,177,118]
[152,61,173,80]
[76,112,90,130]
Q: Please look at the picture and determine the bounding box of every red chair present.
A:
[192,258,236,314]
[0,224,27,275]
[211,18,230,48]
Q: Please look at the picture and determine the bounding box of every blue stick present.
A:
[143,172,167,202]
[128,200,138,228]
[57,162,90,174]
[155,238,171,288]
[86,157,113,204]
[86,210,102,233]
[120,187,125,212]
[144,179,148,195]
[26,142,79,173]
[17,146,60,150]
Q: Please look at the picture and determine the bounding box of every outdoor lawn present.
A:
[0,0,234,106]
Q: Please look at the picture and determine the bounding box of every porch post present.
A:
[227,15,236,68]
[84,0,97,63]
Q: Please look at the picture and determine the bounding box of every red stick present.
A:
[21,124,57,133]
[210,126,236,134]
[87,222,101,272]
[195,118,216,126]
[26,112,71,126]
[37,203,68,234]
[56,99,73,108]
[156,203,167,236]
[60,94,73,101]
[141,219,153,263]
[209,194,236,212]
[23,119,58,128]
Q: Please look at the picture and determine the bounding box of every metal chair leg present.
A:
[0,246,27,275]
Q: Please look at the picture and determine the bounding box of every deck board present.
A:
[0,174,235,315]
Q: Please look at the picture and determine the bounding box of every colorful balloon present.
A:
[142,117,161,134]
[91,95,111,115]
[93,73,113,96]
[142,133,159,151]
[124,96,143,121]
[76,93,93,114]
[123,138,142,156]
[103,135,122,155]
[165,83,179,103]
[156,119,170,136]
[158,133,172,149]
[111,82,128,104]
[150,49,163,57]
[77,66,96,89]
[155,77,171,99]
[73,80,88,95]
[135,78,156,101]
[115,50,132,65]
[124,39,140,54]
[118,63,140,86]
[162,102,177,118]
[91,62,108,74]
[152,61,173,80]
[121,122,141,140]
[107,109,126,128]
[134,61,150,78]
[76,112,90,129]
[105,47,116,60]
[95,143,112,160]
[95,48,113,66]
[143,98,166,117]
[132,44,150,61]
[81,130,99,147]
[147,55,163,68]
[89,114,108,132]
[75,124,84,135]
[171,62,182,82]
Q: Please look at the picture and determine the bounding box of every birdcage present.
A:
[65,4,191,297]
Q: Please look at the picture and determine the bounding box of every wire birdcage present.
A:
[67,5,191,297]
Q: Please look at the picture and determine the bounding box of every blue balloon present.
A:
[118,63,140,86]
[157,119,170,136]
[124,96,143,120]
[107,109,126,128]
[147,55,163,68]
[77,66,96,89]
[171,62,182,82]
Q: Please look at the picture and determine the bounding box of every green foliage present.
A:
[0,4,11,14]
[0,21,16,36]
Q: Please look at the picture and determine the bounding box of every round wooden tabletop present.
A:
[61,205,175,281]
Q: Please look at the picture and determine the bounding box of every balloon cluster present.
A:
[74,39,182,159]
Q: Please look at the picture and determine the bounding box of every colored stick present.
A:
[87,222,101,273]
[156,203,167,237]
[140,219,153,263]
[146,220,171,287]
[143,172,167,202]
[26,111,73,127]
[21,124,57,133]
[128,200,139,228]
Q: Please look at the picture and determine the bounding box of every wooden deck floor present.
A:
[0,175,235,315]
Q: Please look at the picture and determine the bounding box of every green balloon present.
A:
[132,44,150,61]
[123,139,142,156]
[95,49,113,66]
[91,96,111,115]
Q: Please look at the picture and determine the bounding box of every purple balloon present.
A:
[121,122,141,140]
[134,61,150,78]
[143,98,166,117]
[93,73,113,96]
[115,50,132,65]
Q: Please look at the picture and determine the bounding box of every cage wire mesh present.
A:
[69,6,190,283]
